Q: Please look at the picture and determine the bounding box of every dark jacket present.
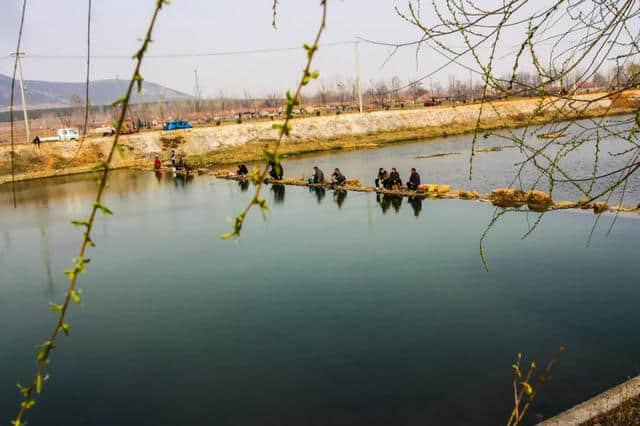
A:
[332,171,346,185]
[314,168,325,182]
[409,171,421,186]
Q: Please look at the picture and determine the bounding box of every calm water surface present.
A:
[1,132,640,425]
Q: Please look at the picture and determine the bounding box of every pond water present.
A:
[1,129,640,425]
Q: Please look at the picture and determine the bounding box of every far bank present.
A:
[1,91,638,185]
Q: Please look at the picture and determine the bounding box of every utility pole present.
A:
[194,69,202,113]
[10,52,30,143]
[355,41,363,114]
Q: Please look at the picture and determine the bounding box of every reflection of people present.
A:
[309,185,326,203]
[269,161,283,180]
[271,183,285,204]
[407,168,421,190]
[391,194,402,213]
[154,156,162,170]
[334,189,347,208]
[376,193,391,214]
[237,164,249,176]
[238,179,249,192]
[330,168,346,189]
[408,196,422,217]
[311,166,325,184]
[154,170,162,183]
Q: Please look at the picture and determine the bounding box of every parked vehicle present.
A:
[120,120,139,135]
[164,120,193,131]
[57,128,80,141]
[94,126,115,136]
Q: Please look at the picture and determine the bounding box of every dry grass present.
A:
[582,395,640,425]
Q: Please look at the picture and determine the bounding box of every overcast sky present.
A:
[0,0,610,98]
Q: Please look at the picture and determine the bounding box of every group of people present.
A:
[235,162,422,193]
[376,167,421,190]
[310,166,346,189]
[153,150,192,173]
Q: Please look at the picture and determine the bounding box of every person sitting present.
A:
[388,167,402,189]
[407,167,421,190]
[375,168,387,189]
[269,161,283,180]
[154,156,162,170]
[311,166,325,184]
[330,168,346,189]
[237,164,249,176]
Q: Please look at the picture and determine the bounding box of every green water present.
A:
[1,152,639,425]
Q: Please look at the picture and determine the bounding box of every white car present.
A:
[57,128,80,141]
[94,126,115,136]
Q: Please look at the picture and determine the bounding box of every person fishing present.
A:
[375,168,388,189]
[237,164,249,176]
[330,168,346,189]
[407,167,421,190]
[269,161,283,180]
[311,166,325,184]
[389,167,402,188]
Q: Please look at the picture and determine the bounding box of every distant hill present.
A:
[0,73,193,110]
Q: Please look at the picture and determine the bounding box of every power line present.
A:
[8,41,356,60]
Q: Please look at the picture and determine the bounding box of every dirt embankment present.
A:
[1,92,638,184]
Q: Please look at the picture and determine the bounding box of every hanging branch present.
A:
[9,0,28,208]
[272,0,279,28]
[11,1,170,424]
[223,0,328,239]
[75,0,93,158]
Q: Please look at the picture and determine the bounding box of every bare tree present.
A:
[391,76,402,103]
[218,90,227,115]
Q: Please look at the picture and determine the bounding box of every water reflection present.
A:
[271,184,285,204]
[238,179,249,192]
[408,196,423,218]
[154,170,162,183]
[334,189,347,208]
[173,173,194,189]
[309,186,326,204]
[376,193,403,215]
[36,198,55,294]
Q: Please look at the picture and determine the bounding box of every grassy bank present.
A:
[187,105,634,169]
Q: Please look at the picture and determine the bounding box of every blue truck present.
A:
[164,120,193,131]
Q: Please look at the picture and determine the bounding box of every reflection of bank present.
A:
[309,186,326,204]
[333,189,347,208]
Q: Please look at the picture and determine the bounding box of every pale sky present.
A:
[0,1,622,98]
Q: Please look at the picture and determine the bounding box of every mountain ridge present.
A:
[0,73,193,110]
